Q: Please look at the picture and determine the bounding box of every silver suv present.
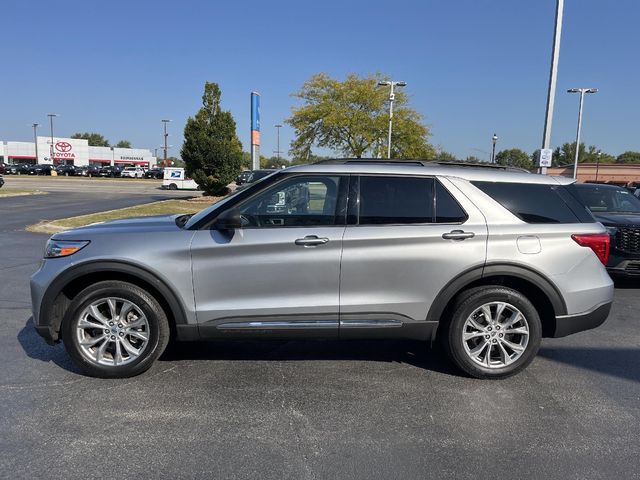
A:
[31,160,614,379]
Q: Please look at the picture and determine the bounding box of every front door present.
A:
[190,174,348,338]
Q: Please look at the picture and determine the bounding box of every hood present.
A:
[53,214,186,239]
[591,211,640,226]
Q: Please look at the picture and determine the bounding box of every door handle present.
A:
[442,230,475,241]
[295,235,330,247]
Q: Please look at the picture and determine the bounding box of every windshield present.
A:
[574,185,640,214]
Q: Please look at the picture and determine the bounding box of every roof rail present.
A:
[313,158,531,173]
[314,158,427,166]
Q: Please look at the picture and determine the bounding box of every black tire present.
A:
[442,286,542,379]
[61,280,170,378]
[168,183,178,190]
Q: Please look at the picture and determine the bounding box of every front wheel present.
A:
[61,281,170,378]
[443,286,542,379]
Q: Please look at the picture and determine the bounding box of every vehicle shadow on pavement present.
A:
[538,347,640,383]
[160,339,461,375]
[17,317,82,374]
[612,276,640,289]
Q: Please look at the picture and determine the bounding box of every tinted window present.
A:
[573,184,640,214]
[472,181,593,224]
[435,180,467,223]
[238,175,344,227]
[359,176,433,225]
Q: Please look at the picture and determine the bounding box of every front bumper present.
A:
[553,301,612,338]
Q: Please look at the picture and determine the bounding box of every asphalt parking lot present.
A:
[1,184,639,479]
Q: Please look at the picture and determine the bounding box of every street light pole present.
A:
[378,80,407,159]
[491,133,498,163]
[47,113,58,164]
[567,88,598,180]
[162,119,171,164]
[595,151,601,183]
[541,0,564,175]
[32,123,39,163]
[274,124,283,161]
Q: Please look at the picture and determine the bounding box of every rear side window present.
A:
[472,181,594,224]
[359,176,433,224]
[435,180,467,223]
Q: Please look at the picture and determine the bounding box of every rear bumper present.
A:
[553,301,611,338]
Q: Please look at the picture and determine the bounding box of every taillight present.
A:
[572,233,610,265]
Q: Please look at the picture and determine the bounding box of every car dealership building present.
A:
[0,136,156,168]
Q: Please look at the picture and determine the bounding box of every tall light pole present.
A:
[47,113,58,164]
[595,150,601,183]
[378,80,406,159]
[567,88,598,180]
[541,0,564,175]
[274,124,283,161]
[32,123,39,163]
[162,119,171,164]
[491,133,498,163]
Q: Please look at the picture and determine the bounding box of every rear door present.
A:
[339,175,487,338]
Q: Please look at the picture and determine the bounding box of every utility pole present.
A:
[32,123,39,163]
[378,80,407,159]
[567,88,598,180]
[47,113,58,164]
[540,0,564,175]
[491,133,498,163]
[162,119,171,164]
[274,124,283,161]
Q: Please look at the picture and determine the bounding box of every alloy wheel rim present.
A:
[75,297,150,367]
[462,301,529,369]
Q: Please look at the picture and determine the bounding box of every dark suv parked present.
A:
[574,183,640,276]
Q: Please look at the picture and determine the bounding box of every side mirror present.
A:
[214,208,242,230]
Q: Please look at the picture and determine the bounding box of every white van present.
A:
[162,167,199,190]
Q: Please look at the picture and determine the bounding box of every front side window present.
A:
[238,175,345,227]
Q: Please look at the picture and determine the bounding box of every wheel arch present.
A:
[428,263,566,339]
[41,261,189,343]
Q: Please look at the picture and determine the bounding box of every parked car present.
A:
[121,166,146,178]
[235,169,277,191]
[0,164,5,175]
[235,170,252,185]
[0,176,4,188]
[31,159,613,379]
[144,168,164,179]
[98,166,123,177]
[28,164,54,175]
[79,165,102,177]
[7,163,31,175]
[56,164,79,176]
[573,183,640,276]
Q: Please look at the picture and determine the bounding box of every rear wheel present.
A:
[168,183,178,190]
[61,281,170,378]
[443,286,541,379]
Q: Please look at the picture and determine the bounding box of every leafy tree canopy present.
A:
[616,151,640,164]
[181,82,244,195]
[115,140,132,148]
[495,148,533,170]
[552,142,615,166]
[71,132,110,147]
[287,73,435,160]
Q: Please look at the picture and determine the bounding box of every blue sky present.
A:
[1,0,638,160]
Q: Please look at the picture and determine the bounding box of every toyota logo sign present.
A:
[55,141,72,152]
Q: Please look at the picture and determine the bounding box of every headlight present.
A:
[44,239,90,258]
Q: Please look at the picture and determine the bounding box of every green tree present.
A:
[115,140,132,148]
[71,132,110,147]
[552,142,616,166]
[261,156,290,169]
[436,150,458,162]
[616,151,640,163]
[181,82,244,195]
[464,155,483,164]
[495,148,533,169]
[287,73,435,160]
